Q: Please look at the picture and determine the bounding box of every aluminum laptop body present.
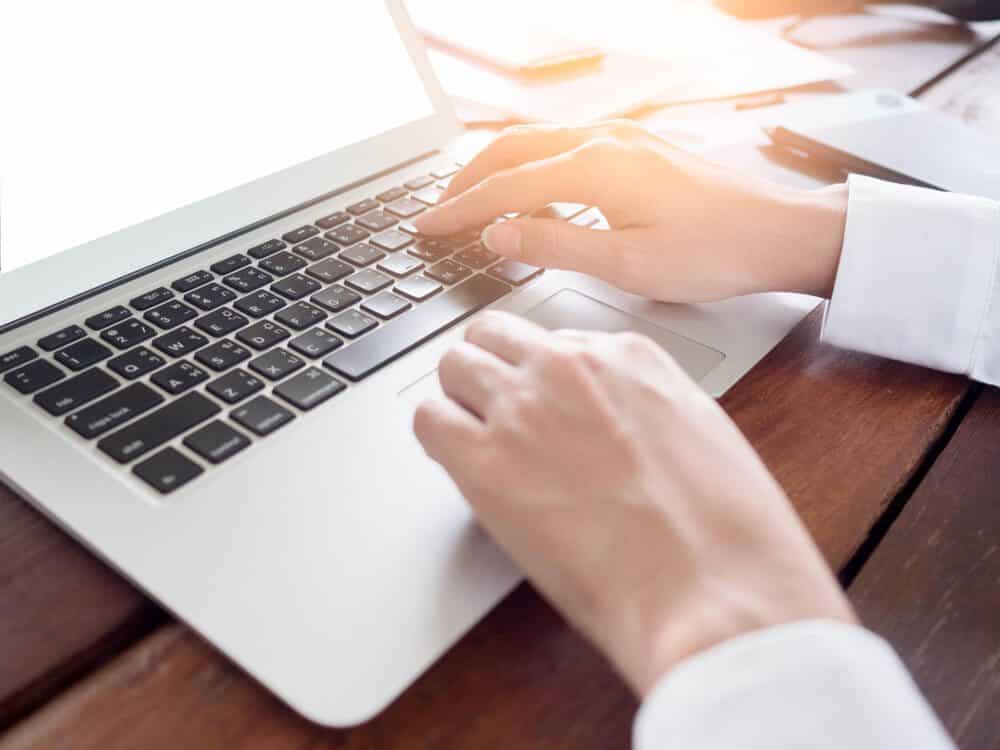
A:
[0,1,816,725]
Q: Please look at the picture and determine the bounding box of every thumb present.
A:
[481,218,620,279]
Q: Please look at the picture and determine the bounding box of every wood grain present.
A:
[0,483,159,727]
[850,388,1000,750]
[0,305,970,748]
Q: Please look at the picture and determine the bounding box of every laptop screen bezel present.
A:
[0,0,462,334]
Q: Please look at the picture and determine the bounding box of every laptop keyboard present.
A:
[1,166,601,495]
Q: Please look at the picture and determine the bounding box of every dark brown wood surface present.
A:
[1,22,998,750]
[850,387,1000,750]
[0,305,969,748]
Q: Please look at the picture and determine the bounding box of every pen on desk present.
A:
[762,126,940,189]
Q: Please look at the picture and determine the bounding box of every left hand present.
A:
[413,311,855,696]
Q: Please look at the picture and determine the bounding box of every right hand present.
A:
[415,121,848,303]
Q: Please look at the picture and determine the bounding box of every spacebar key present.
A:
[98,392,221,463]
[324,274,510,381]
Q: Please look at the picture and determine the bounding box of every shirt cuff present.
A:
[822,174,1000,382]
[633,620,955,750]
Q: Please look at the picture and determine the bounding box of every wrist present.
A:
[760,183,848,298]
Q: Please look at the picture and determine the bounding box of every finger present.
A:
[416,141,620,235]
[481,218,630,283]
[441,125,593,203]
[463,310,551,366]
[412,394,484,468]
[437,340,516,420]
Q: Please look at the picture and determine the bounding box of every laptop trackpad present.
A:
[524,290,724,382]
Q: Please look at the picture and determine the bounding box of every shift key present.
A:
[98,392,220,463]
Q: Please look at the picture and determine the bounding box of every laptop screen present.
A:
[0,1,435,276]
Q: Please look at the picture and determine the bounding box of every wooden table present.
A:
[2,21,1000,750]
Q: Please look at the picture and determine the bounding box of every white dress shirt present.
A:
[635,175,1000,748]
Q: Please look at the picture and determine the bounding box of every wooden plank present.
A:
[0,306,969,748]
[0,483,159,727]
[849,388,1000,749]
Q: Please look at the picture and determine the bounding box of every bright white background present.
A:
[0,1,433,273]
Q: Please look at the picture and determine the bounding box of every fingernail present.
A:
[413,210,435,231]
[482,223,522,258]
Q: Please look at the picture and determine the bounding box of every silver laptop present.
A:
[0,1,816,726]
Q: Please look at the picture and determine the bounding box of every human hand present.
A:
[414,312,855,696]
[415,121,848,303]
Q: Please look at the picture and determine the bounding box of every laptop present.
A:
[0,0,816,726]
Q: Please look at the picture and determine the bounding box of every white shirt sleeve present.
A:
[633,620,955,749]
[822,174,1000,384]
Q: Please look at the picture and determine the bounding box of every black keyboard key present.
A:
[398,220,422,236]
[98,391,220,463]
[66,383,164,439]
[487,259,544,286]
[413,185,445,206]
[232,396,294,436]
[249,349,305,381]
[5,360,65,394]
[531,202,588,221]
[408,240,453,263]
[356,211,397,232]
[224,267,273,293]
[259,251,308,277]
[325,224,369,246]
[326,309,378,338]
[431,165,459,179]
[85,306,131,331]
[311,284,362,313]
[306,257,354,284]
[55,339,112,371]
[282,225,319,244]
[1,346,38,373]
[236,320,290,350]
[345,269,393,294]
[210,253,251,275]
[271,273,322,301]
[38,326,86,352]
[324,274,509,381]
[152,360,210,394]
[34,368,118,416]
[185,283,237,311]
[172,270,214,293]
[292,236,338,262]
[403,175,434,190]
[133,447,203,494]
[234,290,287,318]
[315,211,351,230]
[426,259,472,285]
[385,197,426,218]
[340,243,385,267]
[247,238,286,260]
[274,302,327,331]
[274,367,345,411]
[454,244,499,269]
[195,308,250,337]
[130,287,174,311]
[289,328,342,358]
[184,421,250,464]
[394,275,442,302]
[347,198,380,216]
[152,327,209,358]
[570,207,603,228]
[100,319,156,350]
[207,368,265,404]
[194,340,251,372]
[361,292,411,320]
[377,254,424,278]
[108,347,166,380]
[145,300,199,330]
[376,186,408,203]
[370,230,414,252]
